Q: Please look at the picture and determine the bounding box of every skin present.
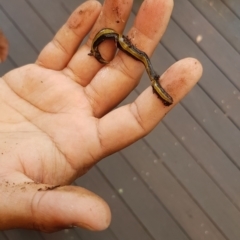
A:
[0,30,8,62]
[0,0,202,232]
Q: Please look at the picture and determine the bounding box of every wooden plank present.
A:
[76,167,153,240]
[130,18,240,172]
[26,0,69,33]
[172,0,240,89]
[121,138,227,240]
[120,90,239,239]
[0,0,53,52]
[132,1,240,140]
[187,0,240,53]
[133,1,240,205]
[164,103,240,210]
[221,0,240,18]
[128,36,240,237]
[161,19,240,129]
[182,85,240,167]
[144,122,240,240]
[0,8,37,66]
[115,9,240,235]
[3,230,43,240]
[109,7,239,238]
[75,228,117,240]
[0,232,8,240]
[159,20,240,168]
[60,0,85,13]
[0,2,239,240]
[98,154,191,240]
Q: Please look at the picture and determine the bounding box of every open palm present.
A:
[0,0,202,232]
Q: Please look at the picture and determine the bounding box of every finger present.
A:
[93,58,203,159]
[85,0,174,117]
[36,1,101,70]
[63,0,133,86]
[0,31,9,62]
[0,181,111,232]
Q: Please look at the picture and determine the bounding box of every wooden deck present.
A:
[0,0,240,239]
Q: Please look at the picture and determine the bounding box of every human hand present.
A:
[0,0,202,232]
[0,29,8,62]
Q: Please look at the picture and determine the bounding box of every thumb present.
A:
[0,181,111,232]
